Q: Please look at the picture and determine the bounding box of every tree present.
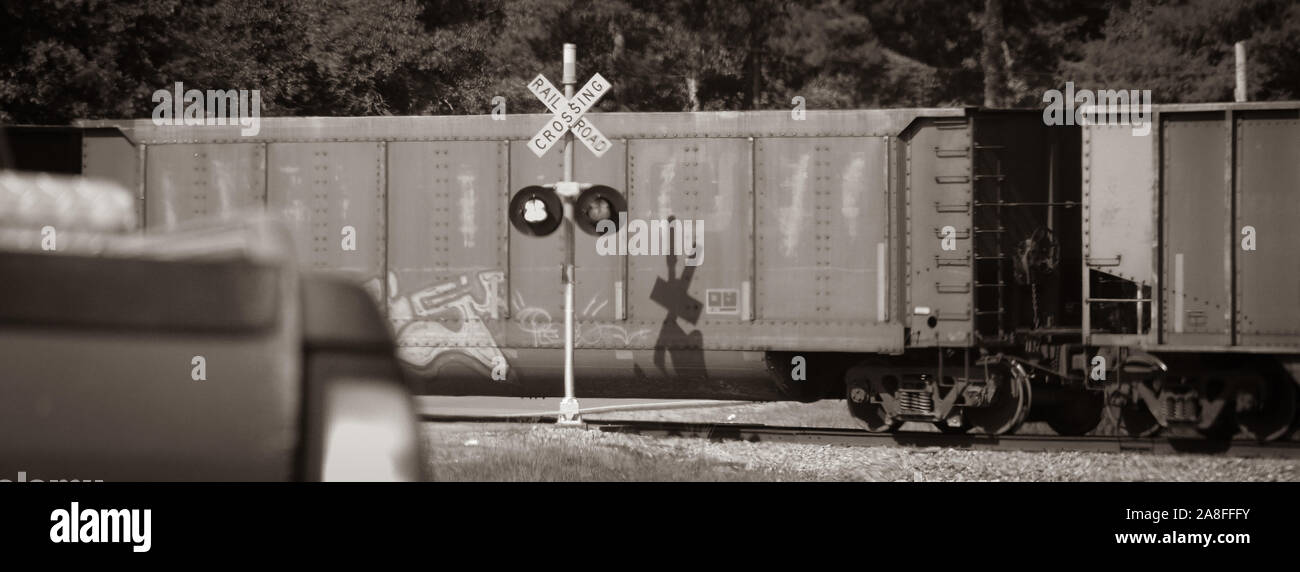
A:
[1061,0,1300,103]
[981,0,1008,107]
[0,0,183,123]
[2,0,1297,124]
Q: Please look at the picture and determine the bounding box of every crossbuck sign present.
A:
[526,72,612,158]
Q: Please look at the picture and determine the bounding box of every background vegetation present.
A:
[1,0,1297,123]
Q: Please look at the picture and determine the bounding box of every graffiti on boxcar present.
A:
[578,323,653,347]
[512,290,652,347]
[513,291,558,346]
[381,270,513,382]
[373,269,657,381]
[576,287,652,347]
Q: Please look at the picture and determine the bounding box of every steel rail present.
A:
[420,415,1300,458]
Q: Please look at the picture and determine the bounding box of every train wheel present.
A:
[1045,389,1105,436]
[1106,383,1161,437]
[1116,405,1161,437]
[847,386,900,432]
[1238,377,1297,442]
[963,362,1030,435]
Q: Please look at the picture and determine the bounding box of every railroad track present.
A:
[420,414,1300,458]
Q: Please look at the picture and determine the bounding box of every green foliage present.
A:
[0,0,184,123]
[0,0,1295,123]
[1061,0,1300,102]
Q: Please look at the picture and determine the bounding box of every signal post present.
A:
[510,44,623,426]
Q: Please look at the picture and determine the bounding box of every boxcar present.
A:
[52,102,1300,439]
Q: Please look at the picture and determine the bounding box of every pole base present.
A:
[556,397,584,426]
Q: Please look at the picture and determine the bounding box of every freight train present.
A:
[4,101,1298,440]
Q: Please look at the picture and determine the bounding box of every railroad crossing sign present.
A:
[512,44,626,427]
[526,72,612,158]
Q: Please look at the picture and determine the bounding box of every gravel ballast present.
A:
[423,422,1300,482]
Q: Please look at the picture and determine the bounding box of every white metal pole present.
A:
[558,43,581,425]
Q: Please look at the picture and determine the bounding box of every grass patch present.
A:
[423,423,790,482]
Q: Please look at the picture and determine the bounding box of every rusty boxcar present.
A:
[13,101,1298,439]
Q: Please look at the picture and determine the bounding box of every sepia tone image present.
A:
[1,0,1298,485]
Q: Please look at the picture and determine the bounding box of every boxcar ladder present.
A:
[973,144,1009,340]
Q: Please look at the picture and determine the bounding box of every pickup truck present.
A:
[0,170,423,481]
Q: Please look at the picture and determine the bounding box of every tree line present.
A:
[1,0,1296,124]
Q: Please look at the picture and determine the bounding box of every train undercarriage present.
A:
[835,346,1300,441]
[826,110,1300,443]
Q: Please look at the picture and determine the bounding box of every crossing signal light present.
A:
[574,185,626,236]
[509,185,563,237]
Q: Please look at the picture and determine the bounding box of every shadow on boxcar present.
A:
[639,216,708,382]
